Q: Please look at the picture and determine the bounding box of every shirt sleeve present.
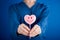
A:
[8,5,26,40]
[32,5,49,40]
[38,5,49,37]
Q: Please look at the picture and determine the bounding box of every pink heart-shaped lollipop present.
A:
[24,15,36,25]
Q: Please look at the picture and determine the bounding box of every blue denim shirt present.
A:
[9,1,48,40]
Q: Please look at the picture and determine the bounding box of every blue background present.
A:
[0,0,60,40]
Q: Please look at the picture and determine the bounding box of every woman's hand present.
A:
[29,24,42,37]
[17,24,41,37]
[17,23,30,36]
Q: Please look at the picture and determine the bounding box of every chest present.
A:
[16,3,44,20]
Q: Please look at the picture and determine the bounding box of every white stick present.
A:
[29,25,31,39]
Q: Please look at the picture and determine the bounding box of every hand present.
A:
[17,23,30,36]
[29,24,41,37]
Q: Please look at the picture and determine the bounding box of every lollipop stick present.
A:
[29,25,31,39]
[29,25,31,29]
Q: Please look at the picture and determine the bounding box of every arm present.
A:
[37,5,49,37]
[31,5,49,40]
[8,5,23,40]
[9,5,30,40]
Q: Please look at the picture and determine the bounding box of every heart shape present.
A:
[24,15,36,25]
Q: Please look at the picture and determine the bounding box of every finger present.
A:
[34,28,40,34]
[20,24,29,33]
[17,24,29,36]
[30,25,37,33]
[29,31,38,37]
[34,25,42,34]
[20,28,28,36]
[29,26,41,37]
[32,26,41,34]
[29,28,39,37]
[20,26,29,34]
[23,24,30,32]
[21,23,30,31]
